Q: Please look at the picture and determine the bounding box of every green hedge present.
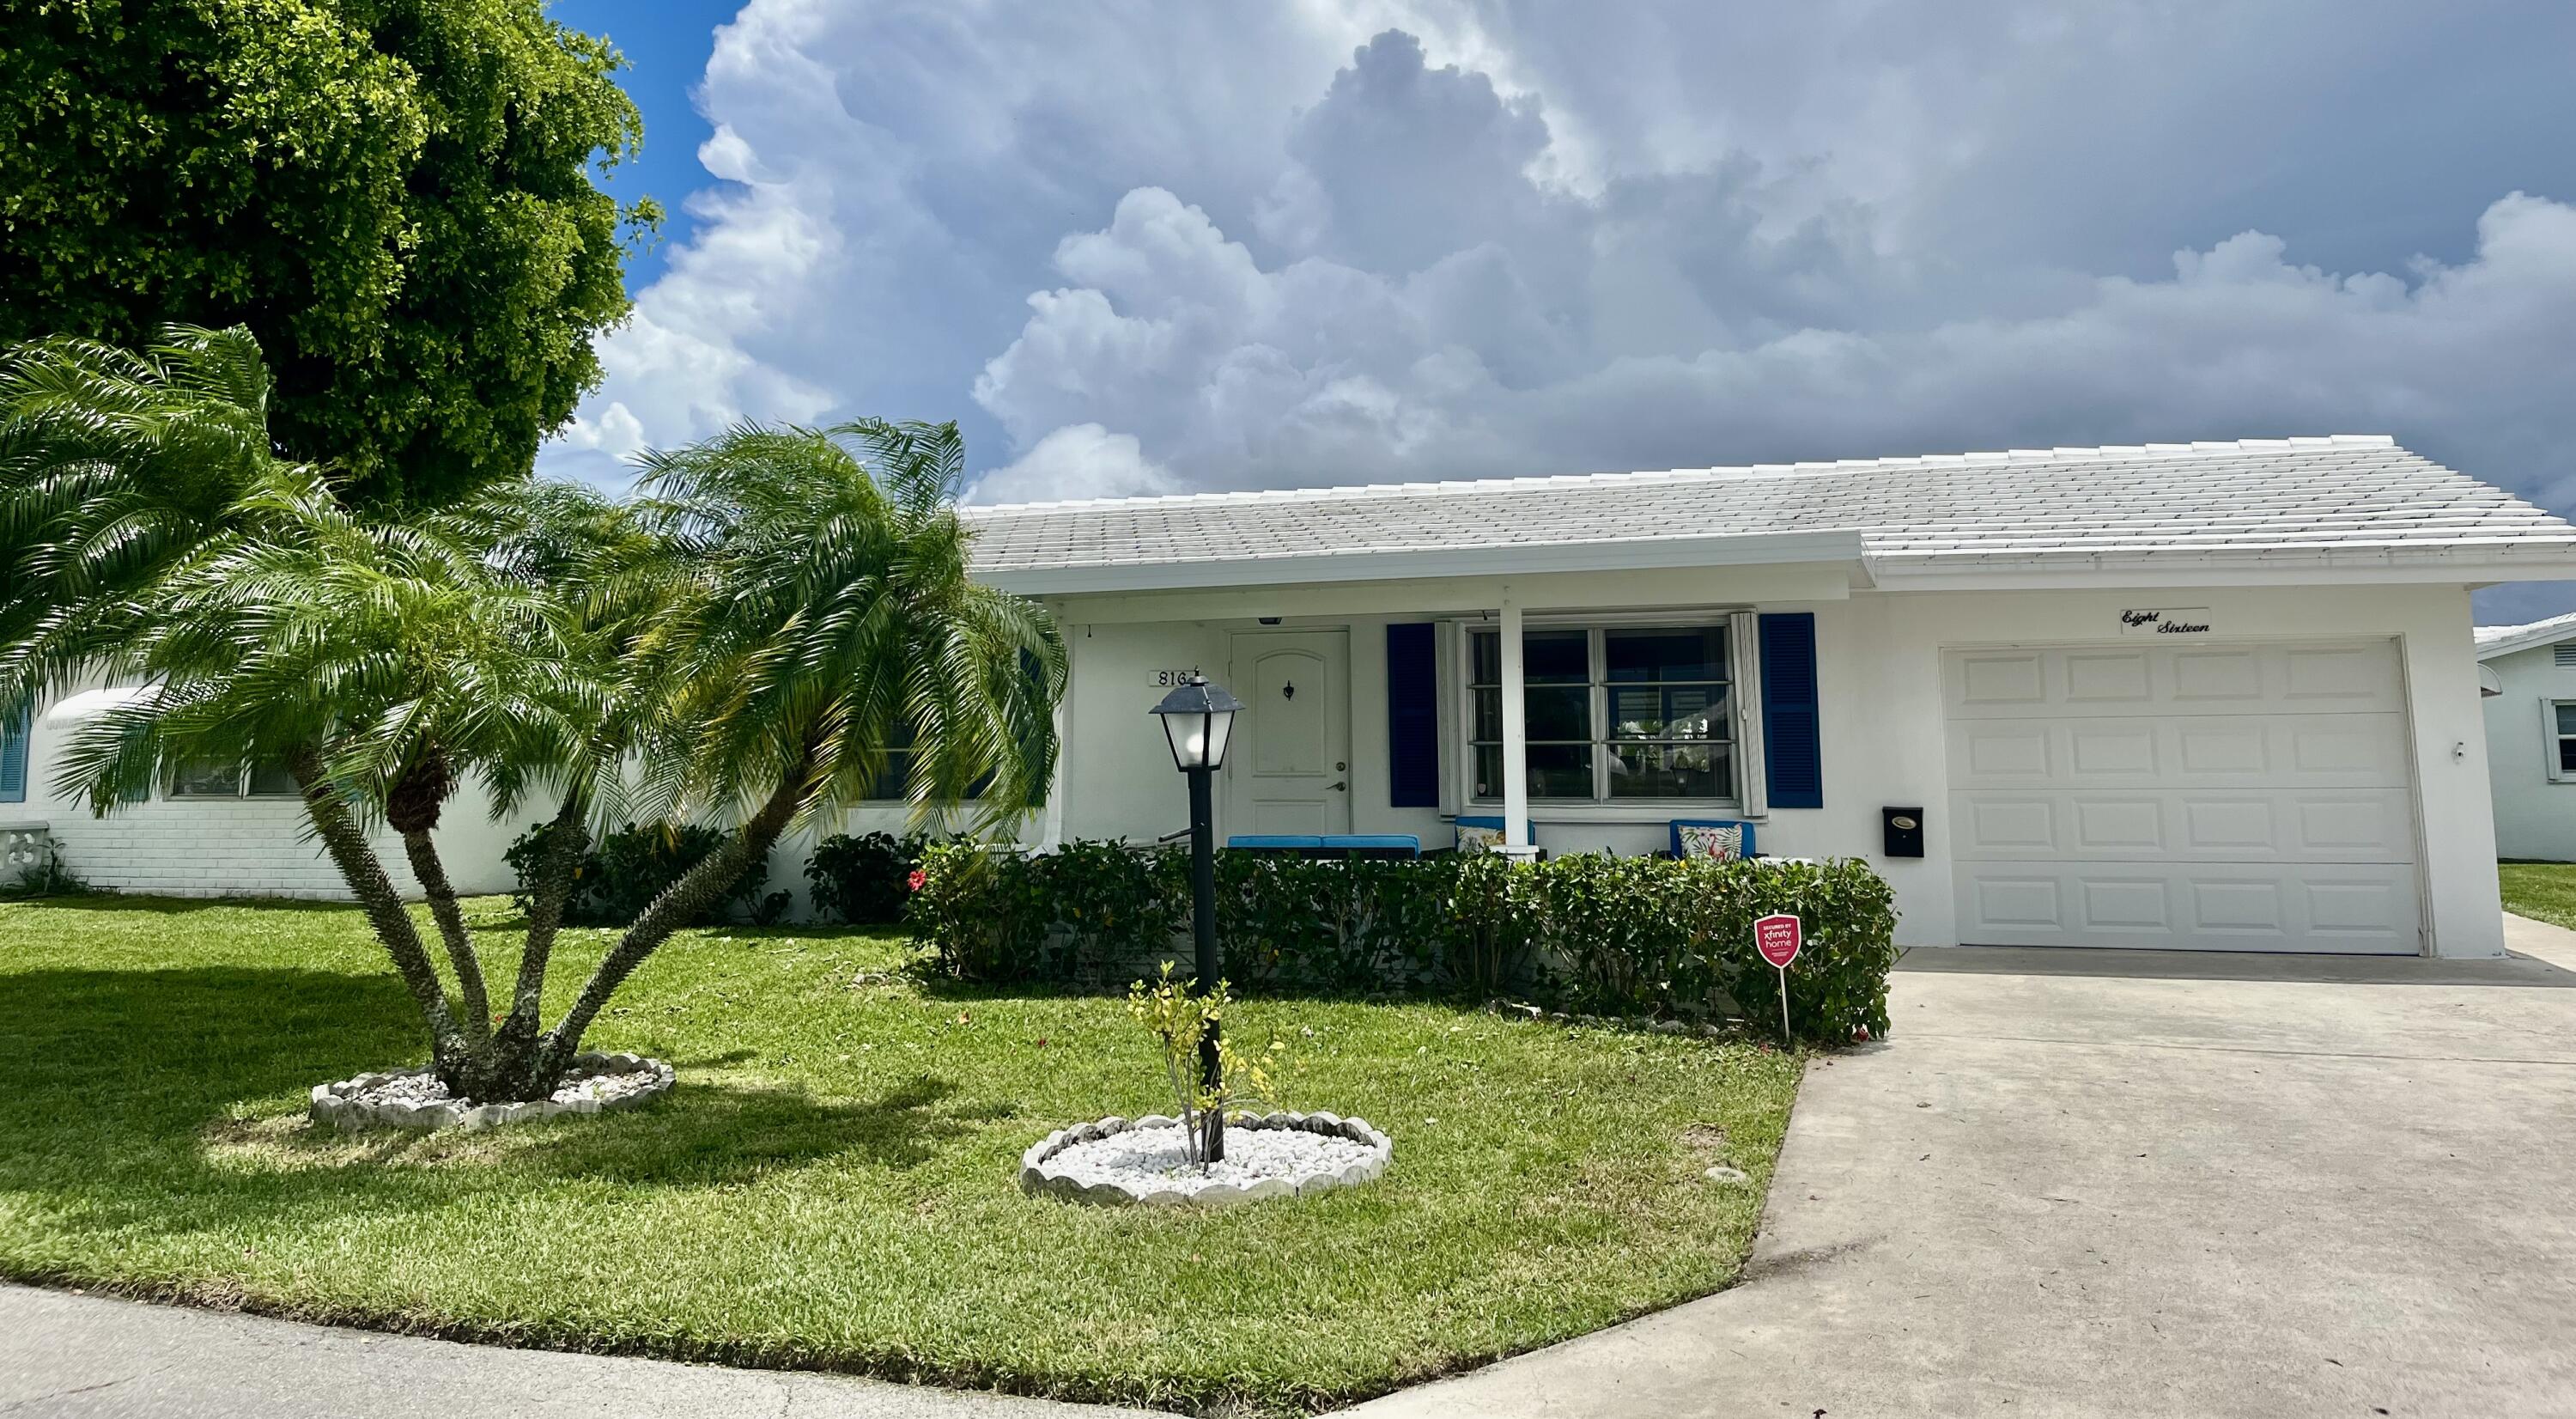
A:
[910,843,1899,1043]
[503,821,787,927]
[804,831,938,926]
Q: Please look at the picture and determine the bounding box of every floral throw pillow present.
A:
[1676,823,1744,862]
[1455,822,1507,855]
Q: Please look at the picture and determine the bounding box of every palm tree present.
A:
[530,419,1066,1083]
[0,326,1063,1102]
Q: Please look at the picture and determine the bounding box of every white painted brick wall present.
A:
[20,684,538,901]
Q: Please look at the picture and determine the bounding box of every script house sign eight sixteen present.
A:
[2119,607,2215,636]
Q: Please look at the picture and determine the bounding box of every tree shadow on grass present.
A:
[246,1072,992,1185]
[0,965,1011,1247]
[2,892,377,917]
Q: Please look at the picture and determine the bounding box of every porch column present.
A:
[1498,594,1531,850]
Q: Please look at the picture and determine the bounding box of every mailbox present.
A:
[1881,807,1924,858]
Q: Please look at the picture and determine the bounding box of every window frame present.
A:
[1452,610,1763,815]
[2544,698,2576,783]
[164,759,304,801]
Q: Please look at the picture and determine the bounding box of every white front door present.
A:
[1226,630,1352,837]
[1944,640,2423,954]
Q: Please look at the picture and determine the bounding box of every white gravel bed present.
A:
[1020,1111,1392,1207]
[308,1052,674,1132]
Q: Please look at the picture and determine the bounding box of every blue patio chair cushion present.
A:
[1323,834,1419,858]
[1226,835,1325,850]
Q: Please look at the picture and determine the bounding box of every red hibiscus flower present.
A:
[906,868,927,892]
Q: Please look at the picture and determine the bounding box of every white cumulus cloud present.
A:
[546,0,2576,616]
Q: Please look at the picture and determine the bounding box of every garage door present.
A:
[1945,641,2421,954]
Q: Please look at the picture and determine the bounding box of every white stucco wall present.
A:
[2481,640,2576,862]
[1043,579,2502,959]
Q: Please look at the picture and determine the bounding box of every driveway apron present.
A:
[1354,917,2576,1418]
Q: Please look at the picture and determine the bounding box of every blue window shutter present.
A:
[0,708,26,805]
[1386,624,1439,807]
[1759,612,1821,809]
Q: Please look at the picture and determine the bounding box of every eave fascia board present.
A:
[1862,549,2576,594]
[975,529,1869,598]
[1042,560,1857,625]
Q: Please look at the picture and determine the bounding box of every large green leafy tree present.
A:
[0,327,1064,1102]
[0,0,651,506]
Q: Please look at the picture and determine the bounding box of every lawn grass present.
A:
[0,895,1801,1415]
[2500,861,2576,931]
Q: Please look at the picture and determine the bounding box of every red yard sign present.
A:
[1754,913,1802,969]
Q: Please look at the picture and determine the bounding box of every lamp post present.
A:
[1149,673,1242,1163]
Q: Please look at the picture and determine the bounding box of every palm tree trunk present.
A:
[533,758,810,1087]
[400,830,489,1044]
[290,746,471,1075]
[481,793,588,1096]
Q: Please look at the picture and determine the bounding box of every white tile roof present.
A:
[2476,610,2576,659]
[964,435,2576,592]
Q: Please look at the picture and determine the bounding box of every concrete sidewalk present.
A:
[1351,917,2576,1417]
[0,1283,1135,1418]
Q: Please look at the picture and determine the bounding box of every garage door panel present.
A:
[1961,798,2058,855]
[1954,652,2049,708]
[1944,639,2419,954]
[2070,798,2164,853]
[1953,789,2415,862]
[1953,715,2408,790]
[1969,875,2064,930]
[1955,862,2421,953]
[2064,650,2152,702]
[2283,644,2405,703]
[2171,649,2265,703]
[1943,642,2408,717]
[2069,723,2160,776]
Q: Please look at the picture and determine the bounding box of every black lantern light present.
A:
[1151,673,1241,771]
[1148,673,1242,1160]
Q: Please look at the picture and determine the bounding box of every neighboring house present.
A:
[2474,611,2576,862]
[969,435,2576,960]
[9,433,2573,958]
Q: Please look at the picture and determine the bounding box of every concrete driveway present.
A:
[1355,916,2576,1418]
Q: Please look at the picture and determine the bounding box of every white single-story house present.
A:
[6,434,2572,959]
[972,435,2576,960]
[2474,611,2576,862]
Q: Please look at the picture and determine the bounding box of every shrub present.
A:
[908,841,1055,980]
[1526,854,1899,1041]
[1050,838,1188,978]
[1126,962,1279,1169]
[805,831,933,925]
[506,820,785,927]
[908,842,1900,1043]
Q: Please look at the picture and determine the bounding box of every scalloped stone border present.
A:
[307,1052,675,1133]
[1020,1111,1392,1207]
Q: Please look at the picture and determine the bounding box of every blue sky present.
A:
[540,3,2576,622]
[550,0,738,289]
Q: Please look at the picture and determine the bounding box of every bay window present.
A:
[1467,622,1738,803]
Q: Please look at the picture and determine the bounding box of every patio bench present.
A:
[1224,834,1422,861]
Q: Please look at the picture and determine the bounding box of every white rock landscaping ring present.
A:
[308,1052,675,1132]
[1020,1111,1392,1207]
